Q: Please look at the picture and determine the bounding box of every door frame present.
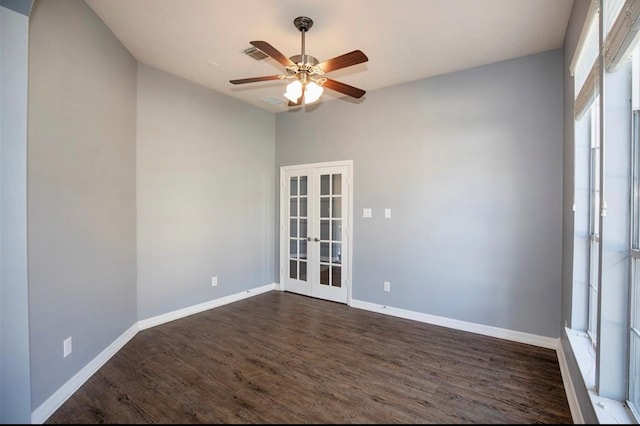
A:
[279,160,354,305]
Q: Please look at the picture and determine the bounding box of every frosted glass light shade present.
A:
[284,80,303,103]
[304,81,323,104]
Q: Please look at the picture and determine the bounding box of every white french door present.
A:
[280,161,352,304]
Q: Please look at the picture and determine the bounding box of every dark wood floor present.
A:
[46,291,573,424]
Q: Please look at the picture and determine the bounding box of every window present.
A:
[628,44,640,421]
[570,1,640,423]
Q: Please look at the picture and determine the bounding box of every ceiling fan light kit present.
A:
[230,16,368,107]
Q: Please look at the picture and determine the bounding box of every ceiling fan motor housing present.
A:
[294,16,313,32]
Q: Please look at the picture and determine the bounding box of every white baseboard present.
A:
[349,299,560,350]
[31,283,277,423]
[138,283,276,330]
[30,323,139,424]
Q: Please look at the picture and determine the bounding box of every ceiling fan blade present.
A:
[250,41,295,68]
[317,50,368,73]
[322,78,366,99]
[229,75,281,84]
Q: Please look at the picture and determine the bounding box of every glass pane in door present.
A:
[300,240,307,260]
[318,173,344,288]
[300,219,307,239]
[320,175,330,195]
[299,197,307,217]
[300,176,308,196]
[320,264,330,285]
[332,197,342,218]
[288,176,307,282]
[320,242,330,262]
[332,243,342,264]
[299,261,307,281]
[332,174,342,195]
[320,197,330,218]
[289,260,297,279]
[332,266,341,288]
[320,220,330,240]
[332,220,341,241]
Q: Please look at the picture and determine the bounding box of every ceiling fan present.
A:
[230,16,368,107]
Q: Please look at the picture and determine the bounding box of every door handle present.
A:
[314,237,320,242]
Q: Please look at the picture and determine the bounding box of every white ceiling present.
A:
[83,0,574,113]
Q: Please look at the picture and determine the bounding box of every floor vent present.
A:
[243,46,268,60]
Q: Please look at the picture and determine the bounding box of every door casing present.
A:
[279,160,354,304]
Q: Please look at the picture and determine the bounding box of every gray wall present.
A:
[561,0,598,423]
[276,49,564,338]
[28,0,137,409]
[26,0,276,411]
[0,0,32,15]
[136,64,275,320]
[0,2,32,422]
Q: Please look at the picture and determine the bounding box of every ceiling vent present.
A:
[260,96,286,106]
[243,46,268,60]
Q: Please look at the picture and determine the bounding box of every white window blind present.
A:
[605,0,640,72]
[607,0,628,29]
[573,0,628,120]
[574,12,599,100]
[633,44,640,109]
[576,61,599,120]
[573,1,600,120]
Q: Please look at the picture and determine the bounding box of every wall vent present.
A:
[243,46,268,60]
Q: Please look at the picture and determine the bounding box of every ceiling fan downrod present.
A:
[294,16,313,66]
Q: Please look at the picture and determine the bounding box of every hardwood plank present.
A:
[46,291,573,424]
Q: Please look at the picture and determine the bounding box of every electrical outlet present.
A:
[384,281,390,292]
[211,276,218,287]
[63,337,72,358]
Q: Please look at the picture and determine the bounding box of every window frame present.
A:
[588,98,601,348]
